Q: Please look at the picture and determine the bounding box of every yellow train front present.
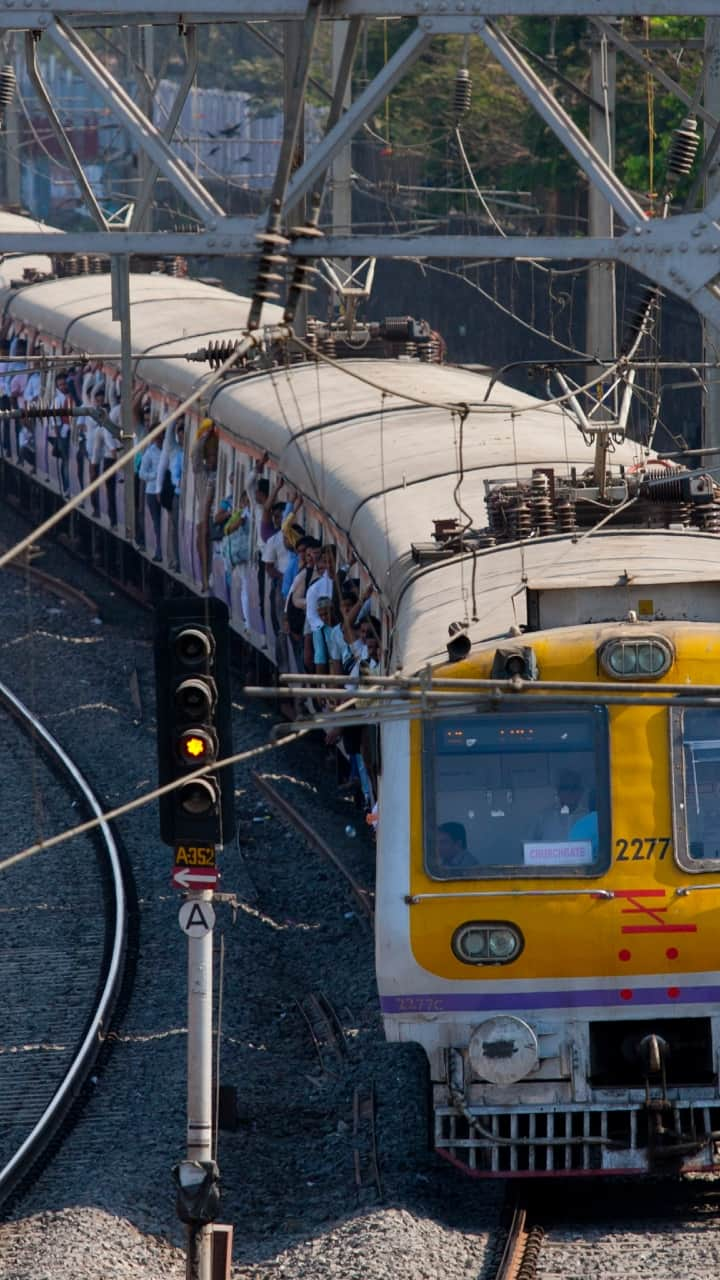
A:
[377,615,720,1176]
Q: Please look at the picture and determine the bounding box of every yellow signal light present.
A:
[178,729,214,763]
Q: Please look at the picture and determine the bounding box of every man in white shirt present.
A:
[263,514,294,583]
[0,337,12,458]
[305,546,338,674]
[91,403,120,527]
[50,371,73,497]
[139,430,164,561]
[23,366,42,404]
[79,387,106,515]
[18,420,35,471]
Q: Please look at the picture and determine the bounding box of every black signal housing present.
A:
[154,597,235,847]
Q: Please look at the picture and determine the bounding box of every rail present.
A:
[0,549,101,617]
[252,771,374,923]
[494,1196,544,1280]
[0,680,129,1207]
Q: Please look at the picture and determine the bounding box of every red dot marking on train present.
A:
[666,947,679,960]
[667,987,680,999]
[618,949,632,962]
[619,989,633,1000]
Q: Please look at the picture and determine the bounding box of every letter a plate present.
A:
[179,900,216,937]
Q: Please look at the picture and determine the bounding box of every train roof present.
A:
[2,263,685,673]
[207,360,645,560]
[394,529,720,671]
[0,273,284,388]
[207,359,650,668]
[0,207,61,287]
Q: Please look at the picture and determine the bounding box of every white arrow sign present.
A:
[179,899,216,937]
[172,866,218,891]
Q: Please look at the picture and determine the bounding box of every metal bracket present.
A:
[43,17,224,227]
[130,25,199,232]
[281,25,431,214]
[25,30,109,231]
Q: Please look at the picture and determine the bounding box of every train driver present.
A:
[437,821,475,869]
[569,789,599,856]
[532,769,587,842]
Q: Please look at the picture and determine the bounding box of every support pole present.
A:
[586,27,617,376]
[247,3,321,331]
[282,25,429,215]
[25,30,109,229]
[284,19,308,336]
[130,26,198,233]
[703,18,720,451]
[45,17,224,226]
[477,19,644,228]
[186,894,214,1280]
[586,26,617,495]
[134,25,155,233]
[330,20,357,284]
[110,255,135,543]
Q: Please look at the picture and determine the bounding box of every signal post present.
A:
[154,599,235,1280]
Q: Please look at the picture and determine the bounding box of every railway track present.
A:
[298,991,348,1074]
[0,679,131,1211]
[493,1194,544,1280]
[0,544,101,618]
[353,1082,383,1202]
[252,770,375,923]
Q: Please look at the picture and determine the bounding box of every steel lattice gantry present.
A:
[2,4,720,330]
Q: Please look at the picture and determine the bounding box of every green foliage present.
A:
[154,15,711,219]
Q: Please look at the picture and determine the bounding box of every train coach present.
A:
[4,209,720,1177]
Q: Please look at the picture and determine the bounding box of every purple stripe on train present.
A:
[380,985,720,1013]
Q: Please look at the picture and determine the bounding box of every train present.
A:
[4,207,720,1178]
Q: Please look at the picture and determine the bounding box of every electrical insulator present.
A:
[204,339,240,369]
[284,193,322,327]
[250,198,289,310]
[666,116,699,182]
[453,68,472,120]
[0,64,16,129]
[381,316,414,340]
[620,285,660,355]
[186,339,242,368]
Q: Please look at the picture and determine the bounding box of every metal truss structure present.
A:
[2,6,720,330]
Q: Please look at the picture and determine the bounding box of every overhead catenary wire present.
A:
[0,724,311,875]
[289,329,641,427]
[0,682,362,875]
[415,260,594,361]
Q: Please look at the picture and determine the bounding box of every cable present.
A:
[290,328,633,423]
[0,722,313,874]
[454,125,508,239]
[417,260,594,360]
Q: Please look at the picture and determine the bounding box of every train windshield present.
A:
[673,708,720,867]
[425,707,609,878]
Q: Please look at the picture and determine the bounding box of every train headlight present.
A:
[469,1016,539,1084]
[488,928,518,959]
[452,921,523,966]
[599,636,673,680]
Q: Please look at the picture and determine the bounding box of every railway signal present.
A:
[154,597,235,848]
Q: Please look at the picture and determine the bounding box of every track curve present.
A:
[0,678,129,1210]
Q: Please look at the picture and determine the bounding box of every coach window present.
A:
[672,708,720,869]
[424,707,610,879]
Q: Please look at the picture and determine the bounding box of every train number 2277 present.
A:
[615,837,672,862]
